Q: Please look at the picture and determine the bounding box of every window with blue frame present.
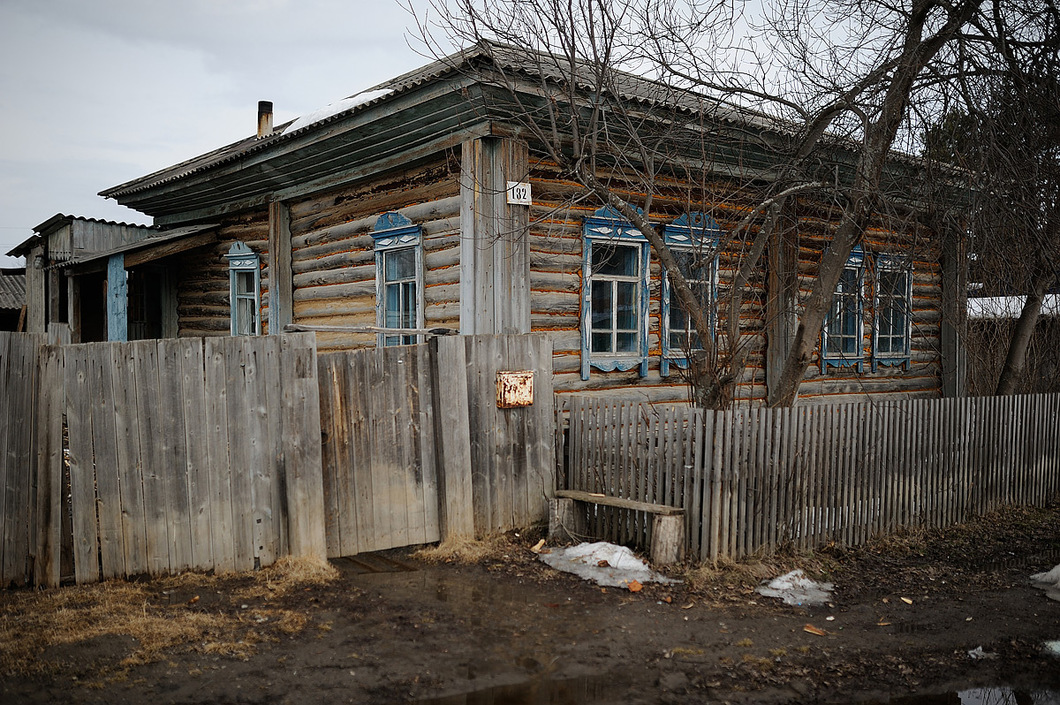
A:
[225,242,260,336]
[661,213,720,377]
[581,206,650,380]
[821,247,864,371]
[873,256,912,369]
[373,212,423,347]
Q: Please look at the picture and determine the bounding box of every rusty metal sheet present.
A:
[496,370,534,408]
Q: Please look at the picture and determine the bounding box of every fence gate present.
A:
[317,334,555,557]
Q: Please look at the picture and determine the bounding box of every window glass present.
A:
[826,266,861,356]
[667,249,713,352]
[876,266,910,357]
[380,246,419,346]
[588,243,641,355]
[592,244,637,277]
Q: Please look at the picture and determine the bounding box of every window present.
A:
[873,256,912,369]
[226,242,260,336]
[581,206,650,380]
[821,247,864,371]
[373,212,423,346]
[661,213,720,377]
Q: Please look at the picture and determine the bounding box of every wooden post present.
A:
[429,336,476,540]
[25,244,46,334]
[106,253,127,342]
[941,224,967,398]
[268,200,293,334]
[459,136,531,335]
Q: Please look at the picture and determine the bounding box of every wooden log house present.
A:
[12,43,965,407]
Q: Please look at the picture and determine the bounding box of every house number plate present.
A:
[506,181,531,206]
[496,370,534,408]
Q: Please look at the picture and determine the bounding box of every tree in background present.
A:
[414,0,1045,406]
[923,2,1060,395]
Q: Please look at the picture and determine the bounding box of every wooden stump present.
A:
[549,497,585,542]
[651,513,685,566]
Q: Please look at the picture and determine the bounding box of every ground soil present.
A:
[3,504,1060,704]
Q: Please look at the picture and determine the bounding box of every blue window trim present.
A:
[373,212,424,347]
[225,241,261,336]
[660,213,721,377]
[820,246,865,373]
[581,206,651,381]
[871,254,912,371]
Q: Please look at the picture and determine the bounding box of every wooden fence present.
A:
[0,332,327,588]
[0,333,46,588]
[564,394,1060,561]
[318,334,555,557]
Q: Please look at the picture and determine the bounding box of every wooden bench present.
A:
[548,489,685,566]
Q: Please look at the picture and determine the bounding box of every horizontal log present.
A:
[424,282,459,304]
[293,245,373,273]
[284,323,456,336]
[292,195,462,249]
[294,280,374,302]
[293,299,375,319]
[293,263,373,289]
[293,235,374,265]
[555,490,684,515]
[424,246,460,270]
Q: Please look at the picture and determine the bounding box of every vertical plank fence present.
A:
[0,332,326,588]
[0,333,46,587]
[564,394,1060,562]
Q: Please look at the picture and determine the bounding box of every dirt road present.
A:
[3,504,1060,704]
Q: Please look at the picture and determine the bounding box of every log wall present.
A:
[526,158,944,408]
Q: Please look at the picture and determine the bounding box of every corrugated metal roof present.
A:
[0,270,25,311]
[45,223,217,269]
[99,40,943,222]
[99,41,792,204]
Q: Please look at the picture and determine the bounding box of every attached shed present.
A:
[8,215,217,343]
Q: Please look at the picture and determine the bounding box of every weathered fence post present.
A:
[429,336,475,540]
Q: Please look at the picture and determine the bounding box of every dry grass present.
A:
[683,552,835,597]
[0,556,336,679]
[413,534,515,564]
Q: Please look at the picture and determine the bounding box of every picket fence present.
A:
[564,394,1060,561]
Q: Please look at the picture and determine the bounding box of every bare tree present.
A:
[922,1,1060,395]
[411,0,996,407]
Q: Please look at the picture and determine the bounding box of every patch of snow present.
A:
[1031,563,1060,602]
[538,542,678,588]
[756,569,833,607]
[285,89,394,133]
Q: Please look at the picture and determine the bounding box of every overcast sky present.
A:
[0,0,446,266]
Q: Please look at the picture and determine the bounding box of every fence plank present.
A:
[179,340,213,571]
[431,337,475,541]
[66,348,99,583]
[157,340,193,573]
[204,337,235,573]
[279,333,327,560]
[88,346,124,579]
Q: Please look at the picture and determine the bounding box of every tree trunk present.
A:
[995,276,1052,395]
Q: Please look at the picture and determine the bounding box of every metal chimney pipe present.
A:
[257,101,273,138]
